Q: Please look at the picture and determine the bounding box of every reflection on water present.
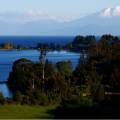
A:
[0,50,80,97]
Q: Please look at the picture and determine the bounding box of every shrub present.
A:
[21,95,30,105]
[13,91,23,103]
[35,92,49,106]
[27,90,49,105]
[0,92,5,105]
[62,95,94,108]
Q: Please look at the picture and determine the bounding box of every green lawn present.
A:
[0,104,57,119]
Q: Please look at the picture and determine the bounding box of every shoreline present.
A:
[0,48,76,52]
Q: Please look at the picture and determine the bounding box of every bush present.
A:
[62,95,94,108]
[0,92,5,105]
[35,92,49,106]
[13,91,23,103]
[79,96,94,107]
[21,95,30,105]
[91,84,105,102]
[26,90,49,105]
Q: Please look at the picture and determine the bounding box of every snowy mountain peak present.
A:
[101,8,112,17]
[100,5,120,17]
[113,6,120,16]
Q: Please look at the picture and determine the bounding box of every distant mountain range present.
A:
[0,6,120,36]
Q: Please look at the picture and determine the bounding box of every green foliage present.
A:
[72,34,120,102]
[8,57,70,105]
[68,35,96,52]
[62,95,94,108]
[31,90,49,106]
[56,60,72,79]
[45,60,56,78]
[0,92,5,105]
[21,95,30,105]
[79,96,94,107]
[94,85,105,102]
[13,91,23,103]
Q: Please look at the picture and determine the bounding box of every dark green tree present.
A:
[0,92,5,105]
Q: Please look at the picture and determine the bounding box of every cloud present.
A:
[26,10,54,21]
[0,10,55,24]
[0,10,74,24]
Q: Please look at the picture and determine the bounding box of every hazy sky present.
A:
[0,0,120,20]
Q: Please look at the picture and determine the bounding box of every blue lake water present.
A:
[0,50,80,97]
[0,36,75,47]
[0,36,100,47]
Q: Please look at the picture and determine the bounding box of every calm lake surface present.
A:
[0,36,75,47]
[0,50,80,97]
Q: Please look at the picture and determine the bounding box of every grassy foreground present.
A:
[0,104,57,119]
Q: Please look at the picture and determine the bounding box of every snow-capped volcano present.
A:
[60,5,120,35]
[0,5,120,35]
[100,6,120,17]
